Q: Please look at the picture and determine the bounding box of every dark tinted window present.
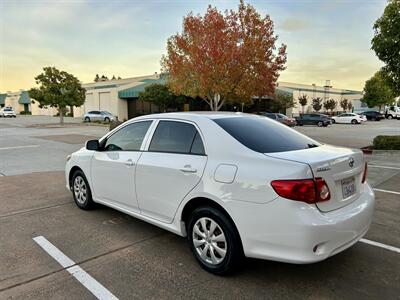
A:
[265,113,276,119]
[104,121,151,151]
[149,121,200,154]
[190,132,205,155]
[214,116,320,153]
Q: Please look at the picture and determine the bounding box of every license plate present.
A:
[341,177,356,199]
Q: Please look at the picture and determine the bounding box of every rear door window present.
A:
[214,116,320,153]
[149,121,205,155]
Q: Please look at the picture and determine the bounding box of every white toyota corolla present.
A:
[65,112,374,274]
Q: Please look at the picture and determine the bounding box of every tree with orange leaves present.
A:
[161,1,287,111]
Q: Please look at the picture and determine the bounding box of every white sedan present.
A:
[0,107,16,117]
[332,113,367,124]
[65,112,374,274]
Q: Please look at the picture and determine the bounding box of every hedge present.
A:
[19,111,32,115]
[372,135,400,150]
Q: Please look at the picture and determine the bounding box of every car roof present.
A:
[135,111,260,122]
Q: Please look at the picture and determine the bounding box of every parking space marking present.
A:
[373,188,400,195]
[0,145,39,151]
[369,165,400,171]
[33,236,118,300]
[360,238,400,254]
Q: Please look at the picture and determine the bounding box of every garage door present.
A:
[99,92,112,114]
[84,93,97,113]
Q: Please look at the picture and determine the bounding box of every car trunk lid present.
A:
[265,145,365,212]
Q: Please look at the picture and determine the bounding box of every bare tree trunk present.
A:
[59,107,64,124]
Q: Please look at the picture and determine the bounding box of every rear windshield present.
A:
[213,116,321,153]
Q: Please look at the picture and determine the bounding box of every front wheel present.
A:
[104,117,110,123]
[332,119,336,124]
[71,170,95,210]
[387,115,393,120]
[187,206,243,275]
[317,121,323,127]
[84,117,90,122]
[351,119,358,124]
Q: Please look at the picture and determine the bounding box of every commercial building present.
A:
[1,76,366,119]
[279,80,365,117]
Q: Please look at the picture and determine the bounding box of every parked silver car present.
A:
[83,111,116,122]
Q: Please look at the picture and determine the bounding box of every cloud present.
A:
[279,18,310,32]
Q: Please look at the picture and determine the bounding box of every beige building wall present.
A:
[30,101,58,116]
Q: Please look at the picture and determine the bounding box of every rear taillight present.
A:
[271,178,330,204]
[362,162,367,183]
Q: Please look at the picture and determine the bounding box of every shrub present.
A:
[19,111,32,115]
[372,135,400,150]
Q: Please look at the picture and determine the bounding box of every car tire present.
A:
[71,170,95,210]
[317,121,323,127]
[84,117,90,122]
[332,119,336,124]
[387,115,393,120]
[104,117,110,123]
[351,119,358,124]
[187,206,243,275]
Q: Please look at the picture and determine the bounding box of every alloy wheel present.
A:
[73,176,87,205]
[192,217,227,265]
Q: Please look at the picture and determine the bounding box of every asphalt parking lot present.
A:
[1,116,399,299]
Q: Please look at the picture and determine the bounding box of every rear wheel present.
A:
[387,114,393,119]
[71,170,95,210]
[351,119,358,124]
[187,206,243,275]
[317,121,323,127]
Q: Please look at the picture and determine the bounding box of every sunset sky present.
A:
[0,0,386,92]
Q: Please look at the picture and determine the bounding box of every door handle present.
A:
[125,159,135,167]
[180,165,197,173]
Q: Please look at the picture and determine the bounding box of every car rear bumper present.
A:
[227,183,375,263]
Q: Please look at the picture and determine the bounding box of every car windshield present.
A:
[101,111,112,115]
[4,108,12,111]
[213,116,321,153]
[277,114,288,119]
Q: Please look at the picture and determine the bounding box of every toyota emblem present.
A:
[348,157,355,168]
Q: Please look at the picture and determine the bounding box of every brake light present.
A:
[362,162,368,183]
[271,178,330,204]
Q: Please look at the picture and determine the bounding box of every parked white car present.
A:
[65,112,374,274]
[331,113,366,124]
[0,107,16,118]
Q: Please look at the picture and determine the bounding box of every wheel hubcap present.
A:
[73,176,87,204]
[192,217,227,265]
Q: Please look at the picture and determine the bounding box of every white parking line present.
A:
[33,236,118,300]
[369,165,400,170]
[0,145,39,151]
[360,238,400,254]
[373,188,400,195]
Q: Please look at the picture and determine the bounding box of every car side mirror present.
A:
[86,139,100,151]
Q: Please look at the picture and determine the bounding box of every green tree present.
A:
[29,67,85,124]
[323,99,337,113]
[138,83,185,112]
[340,98,349,112]
[372,0,400,93]
[312,97,322,112]
[362,70,395,110]
[270,91,295,113]
[347,102,353,112]
[298,95,308,113]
